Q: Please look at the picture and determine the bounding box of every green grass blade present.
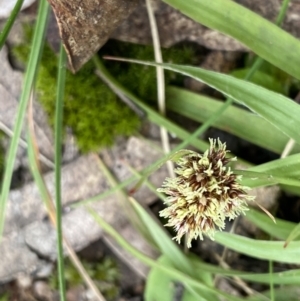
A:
[93,56,209,153]
[0,0,25,50]
[146,255,218,301]
[242,153,300,188]
[169,62,300,143]
[130,198,219,300]
[238,170,300,188]
[284,223,300,247]
[145,255,194,301]
[73,134,298,208]
[230,69,286,95]
[94,56,249,189]
[54,44,67,301]
[167,87,300,155]
[27,131,53,213]
[0,0,49,238]
[129,198,194,276]
[87,207,246,301]
[214,232,300,264]
[247,286,300,301]
[191,258,300,285]
[275,0,291,26]
[162,0,300,80]
[110,59,300,145]
[245,209,296,240]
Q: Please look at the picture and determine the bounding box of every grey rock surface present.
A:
[113,0,300,51]
[0,138,166,283]
[0,46,54,171]
[0,0,36,19]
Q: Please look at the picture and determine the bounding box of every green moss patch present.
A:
[49,257,120,300]
[13,26,194,152]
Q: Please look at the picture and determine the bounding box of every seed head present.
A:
[158,139,254,248]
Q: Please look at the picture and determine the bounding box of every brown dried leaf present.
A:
[47,0,140,72]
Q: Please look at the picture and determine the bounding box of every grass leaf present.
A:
[214,232,300,264]
[163,0,300,80]
[110,59,300,145]
[167,87,300,155]
[0,0,49,238]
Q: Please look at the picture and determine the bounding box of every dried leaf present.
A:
[47,0,140,72]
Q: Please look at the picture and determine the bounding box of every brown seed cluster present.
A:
[158,139,254,247]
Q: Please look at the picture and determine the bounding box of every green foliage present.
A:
[145,255,196,301]
[104,40,195,103]
[0,293,8,301]
[0,132,6,182]
[13,26,195,153]
[244,55,300,96]
[13,26,140,152]
[230,68,286,95]
[49,257,120,300]
[38,44,140,152]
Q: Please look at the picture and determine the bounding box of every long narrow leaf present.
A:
[190,258,300,285]
[108,59,300,145]
[131,196,219,300]
[27,127,105,301]
[246,286,300,301]
[54,44,67,301]
[167,87,300,155]
[129,198,194,276]
[241,153,300,188]
[0,0,24,50]
[284,223,300,248]
[88,207,247,301]
[245,209,296,240]
[93,56,209,152]
[162,0,300,80]
[0,0,49,238]
[145,256,193,301]
[214,232,300,264]
[238,170,300,188]
[146,255,218,301]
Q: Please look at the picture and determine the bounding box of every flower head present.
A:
[158,138,254,248]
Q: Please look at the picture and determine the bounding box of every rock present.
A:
[0,0,35,19]
[113,0,300,51]
[0,45,54,172]
[0,137,166,283]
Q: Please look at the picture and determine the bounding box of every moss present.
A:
[245,53,300,96]
[0,293,8,301]
[13,28,140,153]
[36,44,140,152]
[49,257,120,300]
[13,26,194,152]
[103,40,195,103]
